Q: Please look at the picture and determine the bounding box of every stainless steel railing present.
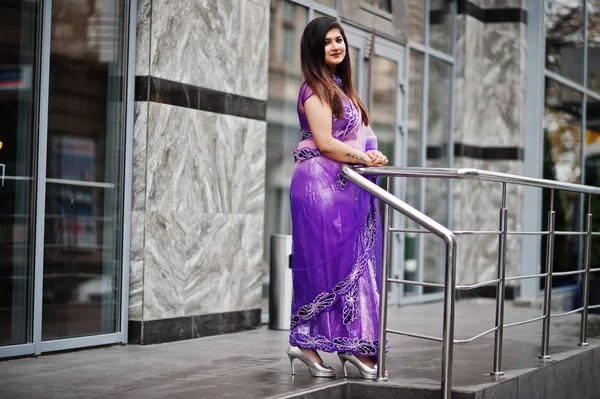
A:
[340,165,600,399]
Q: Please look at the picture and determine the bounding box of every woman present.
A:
[286,17,388,380]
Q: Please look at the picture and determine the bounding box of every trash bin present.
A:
[269,234,293,330]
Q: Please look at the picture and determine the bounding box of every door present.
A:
[0,0,132,358]
[344,26,407,304]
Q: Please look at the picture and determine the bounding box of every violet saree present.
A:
[288,77,385,357]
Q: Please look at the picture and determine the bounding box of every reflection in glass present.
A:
[42,0,127,340]
[408,0,425,44]
[545,0,584,84]
[542,78,582,287]
[0,0,39,347]
[429,0,452,54]
[264,2,307,313]
[404,50,424,295]
[584,98,600,275]
[371,55,397,162]
[349,46,360,92]
[315,0,336,10]
[588,1,600,93]
[424,57,451,292]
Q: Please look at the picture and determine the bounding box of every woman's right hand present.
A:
[365,150,388,166]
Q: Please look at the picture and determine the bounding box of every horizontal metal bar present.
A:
[46,178,116,189]
[545,70,600,101]
[386,328,443,342]
[387,278,445,288]
[390,228,551,236]
[505,273,549,282]
[588,304,600,310]
[554,231,587,236]
[456,279,500,291]
[552,270,585,277]
[590,268,600,273]
[503,315,546,329]
[551,307,584,318]
[454,326,498,344]
[353,167,600,195]
[2,176,34,182]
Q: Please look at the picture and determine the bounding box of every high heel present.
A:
[286,345,336,378]
[337,352,385,380]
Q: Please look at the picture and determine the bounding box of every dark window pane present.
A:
[588,0,600,93]
[542,78,583,287]
[0,0,39,347]
[545,0,584,84]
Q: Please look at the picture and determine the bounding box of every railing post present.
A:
[540,190,555,360]
[441,236,457,399]
[376,177,391,382]
[579,194,593,346]
[492,183,508,375]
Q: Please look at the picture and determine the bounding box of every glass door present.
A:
[0,0,41,354]
[344,26,407,304]
[0,0,132,358]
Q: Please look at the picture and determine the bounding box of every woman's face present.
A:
[324,28,346,73]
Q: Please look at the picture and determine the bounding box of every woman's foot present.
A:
[355,355,375,367]
[299,347,325,364]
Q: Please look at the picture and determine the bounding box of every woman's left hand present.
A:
[365,150,388,166]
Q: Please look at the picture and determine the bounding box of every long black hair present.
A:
[300,17,369,125]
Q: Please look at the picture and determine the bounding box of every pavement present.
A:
[1,299,599,398]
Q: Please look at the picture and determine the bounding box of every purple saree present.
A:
[288,77,385,358]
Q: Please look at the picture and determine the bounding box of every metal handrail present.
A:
[340,164,600,399]
[340,165,457,396]
[354,166,600,195]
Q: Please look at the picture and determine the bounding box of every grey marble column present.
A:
[129,0,268,343]
[453,2,527,288]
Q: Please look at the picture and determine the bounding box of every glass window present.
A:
[42,0,128,340]
[542,78,583,286]
[0,0,39,347]
[588,1,600,93]
[315,0,336,9]
[264,1,307,305]
[429,0,452,54]
[584,97,600,272]
[408,0,425,44]
[545,0,584,84]
[364,0,392,13]
[424,57,451,292]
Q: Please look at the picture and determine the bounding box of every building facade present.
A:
[1,0,599,357]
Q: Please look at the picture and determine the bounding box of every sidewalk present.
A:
[1,299,599,398]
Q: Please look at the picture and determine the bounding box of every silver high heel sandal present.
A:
[337,352,382,380]
[286,345,336,378]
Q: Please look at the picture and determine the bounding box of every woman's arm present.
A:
[304,95,375,166]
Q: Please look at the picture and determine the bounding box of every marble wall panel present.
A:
[136,0,151,76]
[455,16,485,145]
[133,103,147,211]
[130,210,145,261]
[143,211,187,320]
[129,259,144,321]
[184,213,263,316]
[479,22,526,147]
[455,17,525,148]
[452,159,523,284]
[150,0,268,99]
[145,103,192,212]
[237,0,269,100]
[150,0,239,94]
[188,112,266,214]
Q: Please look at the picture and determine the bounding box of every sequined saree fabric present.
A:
[289,78,385,357]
